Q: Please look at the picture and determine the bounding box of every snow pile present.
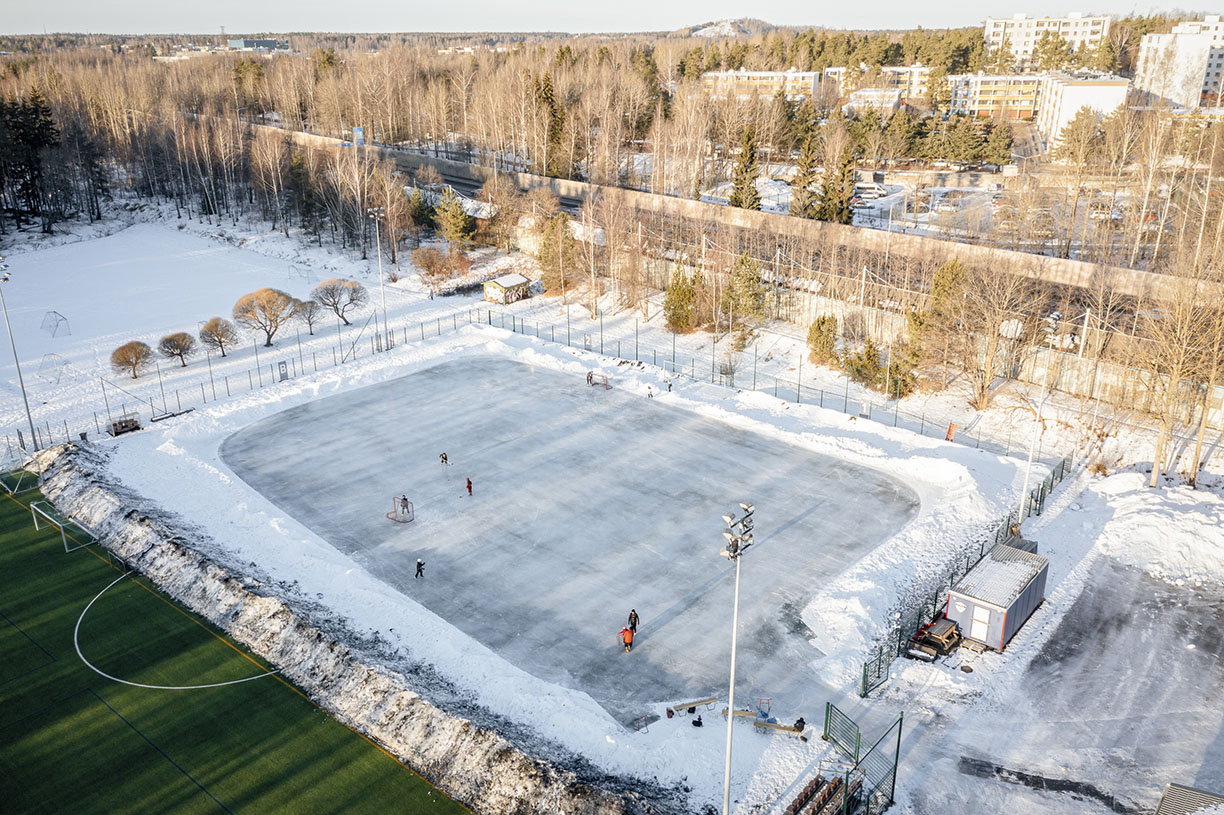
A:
[1090,472,1224,587]
[38,442,681,815]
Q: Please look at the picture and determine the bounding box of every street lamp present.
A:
[1017,392,1052,523]
[720,501,755,815]
[0,260,38,451]
[366,207,388,348]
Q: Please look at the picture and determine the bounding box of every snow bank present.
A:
[1090,472,1224,587]
[38,443,684,815]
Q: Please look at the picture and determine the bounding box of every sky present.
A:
[0,1,1205,35]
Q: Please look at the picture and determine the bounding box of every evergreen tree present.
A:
[434,188,474,255]
[946,117,983,164]
[983,122,1014,166]
[663,272,698,332]
[818,147,857,225]
[408,187,434,230]
[790,136,820,219]
[842,338,883,387]
[728,125,761,210]
[537,213,576,296]
[287,151,322,240]
[721,252,767,329]
[1033,31,1073,71]
[806,315,839,364]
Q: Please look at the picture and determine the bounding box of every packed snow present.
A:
[3,206,1224,813]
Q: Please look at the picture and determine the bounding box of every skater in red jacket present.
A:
[466,478,472,496]
[618,626,634,652]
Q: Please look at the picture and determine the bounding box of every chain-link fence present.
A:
[7,310,486,452]
[859,454,1075,697]
[815,703,903,815]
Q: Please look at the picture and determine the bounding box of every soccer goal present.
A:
[587,372,611,390]
[0,439,38,495]
[31,501,95,552]
[40,311,71,338]
[387,496,415,524]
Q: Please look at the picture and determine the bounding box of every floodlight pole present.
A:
[721,502,754,815]
[0,263,38,451]
[1017,392,1051,523]
[368,207,388,348]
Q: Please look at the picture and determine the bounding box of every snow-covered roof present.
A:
[486,273,530,289]
[952,544,1048,609]
[1156,783,1224,815]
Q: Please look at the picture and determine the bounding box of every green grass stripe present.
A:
[0,491,470,815]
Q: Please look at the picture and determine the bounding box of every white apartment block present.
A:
[984,13,1112,66]
[878,65,931,102]
[846,88,903,116]
[700,69,821,101]
[947,73,1043,119]
[1035,72,1129,146]
[1134,16,1224,110]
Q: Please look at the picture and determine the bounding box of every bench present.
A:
[668,697,716,716]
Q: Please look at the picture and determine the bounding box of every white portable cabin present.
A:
[483,273,532,304]
[946,544,1048,651]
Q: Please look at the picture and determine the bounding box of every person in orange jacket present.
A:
[618,626,634,652]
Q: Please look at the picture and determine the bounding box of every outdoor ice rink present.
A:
[221,356,919,721]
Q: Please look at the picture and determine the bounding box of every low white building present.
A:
[1036,72,1129,146]
[846,88,902,116]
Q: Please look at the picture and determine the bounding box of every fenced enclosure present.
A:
[814,702,903,815]
[859,454,1075,698]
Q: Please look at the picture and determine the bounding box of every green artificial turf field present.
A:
[0,487,469,815]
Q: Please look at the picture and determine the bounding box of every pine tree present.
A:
[1034,31,1072,71]
[946,117,983,165]
[728,125,761,210]
[288,151,322,240]
[537,213,576,296]
[818,147,856,225]
[790,136,820,219]
[806,315,839,364]
[721,252,767,329]
[408,188,433,231]
[664,272,698,332]
[983,122,1014,166]
[434,188,474,256]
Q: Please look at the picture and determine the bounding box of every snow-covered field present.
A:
[4,208,1224,813]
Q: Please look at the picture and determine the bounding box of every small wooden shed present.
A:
[483,273,531,304]
[946,544,1048,651]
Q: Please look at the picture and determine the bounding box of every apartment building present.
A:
[847,88,903,116]
[1134,16,1224,110]
[947,73,1043,119]
[878,65,931,102]
[1035,71,1129,145]
[700,69,820,101]
[984,13,1111,66]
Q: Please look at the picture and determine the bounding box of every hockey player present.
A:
[415,558,425,578]
[627,609,639,634]
[439,453,448,465]
[466,478,472,496]
[618,626,634,652]
[586,371,593,386]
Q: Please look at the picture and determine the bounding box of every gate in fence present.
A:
[815,703,903,815]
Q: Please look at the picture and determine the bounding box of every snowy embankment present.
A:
[38,441,680,815]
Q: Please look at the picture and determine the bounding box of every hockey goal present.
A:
[387,496,415,523]
[586,372,611,389]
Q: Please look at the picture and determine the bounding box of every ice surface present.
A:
[220,355,919,721]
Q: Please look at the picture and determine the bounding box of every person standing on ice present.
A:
[415,559,425,578]
[466,478,472,496]
[619,626,634,652]
[627,609,639,634]
[439,453,448,465]
[400,495,410,515]
[586,371,593,386]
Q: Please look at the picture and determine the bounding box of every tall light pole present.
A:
[1017,392,1051,523]
[720,501,755,815]
[367,207,388,347]
[0,260,38,451]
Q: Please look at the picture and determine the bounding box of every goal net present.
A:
[387,496,415,524]
[40,311,70,338]
[31,500,95,552]
[0,440,38,495]
[587,372,611,389]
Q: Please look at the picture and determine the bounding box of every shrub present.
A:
[111,341,154,379]
[199,317,239,357]
[664,273,697,333]
[807,315,839,365]
[310,279,368,326]
[158,332,196,367]
[843,339,883,387]
[233,287,296,347]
